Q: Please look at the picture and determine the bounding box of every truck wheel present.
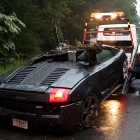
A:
[80,94,100,128]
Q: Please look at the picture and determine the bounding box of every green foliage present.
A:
[0,12,25,60]
[11,0,43,54]
[0,0,140,58]
[0,13,25,34]
[8,0,72,53]
[14,31,42,55]
[75,39,83,46]
[61,39,99,51]
[0,59,28,75]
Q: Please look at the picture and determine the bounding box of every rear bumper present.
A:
[0,101,82,130]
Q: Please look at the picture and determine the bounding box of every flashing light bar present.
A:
[90,12,124,20]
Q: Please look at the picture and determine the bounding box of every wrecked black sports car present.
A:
[0,45,126,133]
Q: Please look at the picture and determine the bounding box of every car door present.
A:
[96,49,117,98]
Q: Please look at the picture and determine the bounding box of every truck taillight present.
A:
[49,88,70,102]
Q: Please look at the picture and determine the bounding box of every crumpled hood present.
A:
[0,61,89,92]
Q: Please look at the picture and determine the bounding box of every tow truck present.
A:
[83,12,140,94]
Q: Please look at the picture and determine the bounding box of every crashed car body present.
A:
[0,45,126,133]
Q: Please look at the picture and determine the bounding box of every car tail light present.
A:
[49,88,70,102]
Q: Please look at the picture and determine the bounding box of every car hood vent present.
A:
[7,66,36,84]
[39,68,69,86]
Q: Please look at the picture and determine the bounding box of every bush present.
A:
[0,59,28,75]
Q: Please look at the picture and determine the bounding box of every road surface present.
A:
[0,91,140,140]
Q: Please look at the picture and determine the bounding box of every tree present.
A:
[0,0,140,57]
[9,0,43,55]
[0,13,25,59]
[36,0,71,51]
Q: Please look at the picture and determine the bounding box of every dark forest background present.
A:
[0,0,140,60]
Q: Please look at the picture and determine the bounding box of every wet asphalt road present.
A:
[1,91,140,140]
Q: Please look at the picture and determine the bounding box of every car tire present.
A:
[80,94,100,128]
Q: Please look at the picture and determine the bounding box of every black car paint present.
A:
[0,46,126,132]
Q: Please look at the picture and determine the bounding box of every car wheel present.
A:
[80,94,100,128]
